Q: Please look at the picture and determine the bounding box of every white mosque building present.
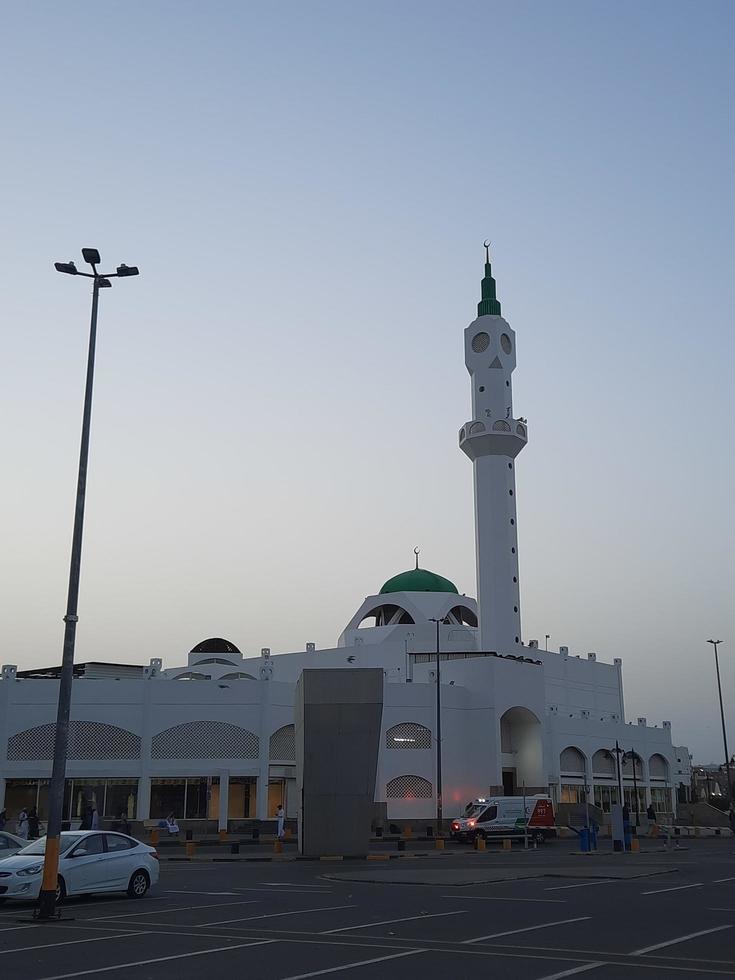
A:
[0,253,689,830]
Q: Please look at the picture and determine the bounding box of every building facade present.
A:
[0,253,684,828]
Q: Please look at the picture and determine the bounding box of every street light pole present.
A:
[430,617,447,837]
[707,640,731,804]
[36,250,138,920]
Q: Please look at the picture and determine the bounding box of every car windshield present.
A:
[18,835,82,857]
[465,804,485,817]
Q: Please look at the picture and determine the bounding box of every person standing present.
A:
[0,808,6,830]
[90,806,100,830]
[27,806,40,840]
[17,807,29,840]
[276,804,285,840]
[729,807,735,838]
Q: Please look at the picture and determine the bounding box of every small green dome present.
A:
[380,568,459,595]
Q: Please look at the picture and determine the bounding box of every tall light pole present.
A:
[624,751,640,827]
[545,634,550,652]
[429,617,448,837]
[36,249,139,920]
[707,640,731,804]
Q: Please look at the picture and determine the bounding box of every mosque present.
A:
[0,252,689,829]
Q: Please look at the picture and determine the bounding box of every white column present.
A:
[137,776,151,821]
[218,770,229,831]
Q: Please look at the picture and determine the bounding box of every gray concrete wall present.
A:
[296,668,383,856]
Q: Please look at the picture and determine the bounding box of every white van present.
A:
[450,795,555,844]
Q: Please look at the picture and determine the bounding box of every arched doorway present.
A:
[499,707,544,794]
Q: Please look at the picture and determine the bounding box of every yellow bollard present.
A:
[631,837,640,852]
[502,838,512,851]
[435,837,445,850]
[185,841,196,858]
[273,839,283,854]
[474,836,486,851]
[150,829,159,846]
[218,829,227,843]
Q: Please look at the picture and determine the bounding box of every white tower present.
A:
[459,247,527,652]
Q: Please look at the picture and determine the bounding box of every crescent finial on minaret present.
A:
[414,546,420,570]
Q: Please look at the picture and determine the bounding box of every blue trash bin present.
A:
[579,827,590,852]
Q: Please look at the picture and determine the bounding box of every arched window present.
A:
[151,721,259,759]
[358,604,415,628]
[194,657,239,666]
[386,775,432,799]
[270,725,296,761]
[649,753,669,780]
[220,672,256,681]
[386,723,432,750]
[174,671,211,681]
[447,605,478,628]
[7,721,141,761]
[492,419,511,432]
[592,749,616,776]
[560,746,586,774]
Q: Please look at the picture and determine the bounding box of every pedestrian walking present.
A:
[276,804,285,840]
[28,806,40,840]
[90,806,100,830]
[17,807,29,839]
[80,804,92,830]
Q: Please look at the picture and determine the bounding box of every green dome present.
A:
[379,568,459,595]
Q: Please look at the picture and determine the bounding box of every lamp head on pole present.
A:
[82,248,101,266]
[54,261,78,275]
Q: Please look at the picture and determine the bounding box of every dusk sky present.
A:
[1,1,733,763]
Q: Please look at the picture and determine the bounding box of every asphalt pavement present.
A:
[0,837,733,979]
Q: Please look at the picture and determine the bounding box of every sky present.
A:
[1,1,733,763]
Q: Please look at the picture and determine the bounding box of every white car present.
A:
[0,831,27,859]
[0,830,159,903]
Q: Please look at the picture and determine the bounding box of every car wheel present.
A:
[56,876,66,904]
[127,869,149,898]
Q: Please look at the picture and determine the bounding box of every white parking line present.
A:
[0,930,149,955]
[463,916,591,944]
[322,910,466,935]
[35,939,275,979]
[440,894,565,904]
[279,948,425,979]
[164,890,240,895]
[535,965,602,980]
[545,881,618,891]
[713,877,735,883]
[212,905,355,926]
[631,924,732,955]
[641,882,703,895]
[86,898,258,920]
[233,887,335,895]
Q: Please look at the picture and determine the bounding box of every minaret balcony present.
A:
[459,418,528,460]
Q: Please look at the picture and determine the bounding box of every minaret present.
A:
[459,245,527,652]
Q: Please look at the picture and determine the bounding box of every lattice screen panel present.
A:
[386,774,432,799]
[269,725,295,760]
[385,722,432,750]
[8,721,141,761]
[152,721,259,759]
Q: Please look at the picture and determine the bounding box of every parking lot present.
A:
[0,838,733,979]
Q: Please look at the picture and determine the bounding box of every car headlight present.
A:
[17,864,43,877]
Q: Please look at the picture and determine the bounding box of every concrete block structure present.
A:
[296,669,383,855]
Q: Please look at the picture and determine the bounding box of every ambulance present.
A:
[450,795,555,844]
